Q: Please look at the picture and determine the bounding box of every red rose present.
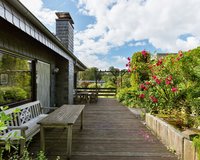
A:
[150,96,158,103]
[139,94,145,99]
[171,87,178,92]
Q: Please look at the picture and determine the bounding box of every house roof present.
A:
[5,0,87,70]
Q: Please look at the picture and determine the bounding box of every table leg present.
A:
[67,125,73,160]
[40,126,45,151]
[80,110,84,130]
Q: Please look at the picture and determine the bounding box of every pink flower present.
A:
[141,50,147,57]
[178,50,183,57]
[127,57,131,61]
[171,87,178,92]
[140,84,145,89]
[165,80,171,85]
[145,81,151,85]
[126,64,129,67]
[152,75,157,80]
[150,96,158,103]
[143,87,148,91]
[128,68,131,72]
[139,94,145,99]
[156,58,163,66]
[155,78,162,85]
[167,75,173,81]
[140,84,148,90]
[165,75,173,85]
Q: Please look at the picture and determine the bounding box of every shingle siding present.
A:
[56,20,74,53]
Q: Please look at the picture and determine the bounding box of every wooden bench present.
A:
[38,104,85,160]
[0,101,57,155]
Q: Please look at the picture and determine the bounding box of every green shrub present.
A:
[117,87,138,107]
[87,83,101,88]
[0,87,27,104]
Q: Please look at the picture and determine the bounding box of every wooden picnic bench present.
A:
[38,104,85,160]
[74,89,98,104]
[0,101,57,155]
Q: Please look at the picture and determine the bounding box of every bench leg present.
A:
[20,139,25,156]
[40,126,45,151]
[20,130,26,156]
[67,125,73,160]
[80,110,84,130]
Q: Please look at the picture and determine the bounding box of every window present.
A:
[0,53,32,105]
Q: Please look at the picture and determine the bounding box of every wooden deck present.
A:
[29,98,178,160]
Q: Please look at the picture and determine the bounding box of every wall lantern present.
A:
[53,67,59,74]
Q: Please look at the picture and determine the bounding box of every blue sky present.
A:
[19,0,200,70]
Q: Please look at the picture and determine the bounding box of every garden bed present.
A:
[145,113,198,160]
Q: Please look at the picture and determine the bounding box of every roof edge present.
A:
[7,0,87,70]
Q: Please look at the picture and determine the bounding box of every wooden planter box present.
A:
[145,113,198,160]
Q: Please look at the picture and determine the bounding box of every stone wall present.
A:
[145,113,198,160]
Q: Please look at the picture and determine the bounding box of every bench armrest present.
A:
[7,126,28,131]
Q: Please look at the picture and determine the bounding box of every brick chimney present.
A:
[56,12,74,53]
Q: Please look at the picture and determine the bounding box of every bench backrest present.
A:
[1,101,43,135]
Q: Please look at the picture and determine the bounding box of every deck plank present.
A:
[28,98,178,160]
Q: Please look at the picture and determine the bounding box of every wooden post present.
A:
[80,110,84,130]
[95,70,98,97]
[40,126,45,151]
[20,130,26,156]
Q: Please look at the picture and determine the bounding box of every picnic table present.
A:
[75,91,98,103]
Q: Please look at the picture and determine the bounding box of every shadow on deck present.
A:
[28,98,178,160]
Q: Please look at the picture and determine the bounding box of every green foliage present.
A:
[78,67,100,80]
[0,87,27,104]
[193,135,200,160]
[101,67,120,88]
[0,106,48,159]
[121,72,131,88]
[102,81,115,88]
[6,148,48,160]
[120,47,200,124]
[116,87,138,107]
[0,106,21,155]
[135,49,200,113]
[0,54,31,104]
[0,106,11,131]
[87,83,101,88]
[118,51,150,107]
[36,151,47,160]
[130,51,151,87]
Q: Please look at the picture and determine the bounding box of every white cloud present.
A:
[19,0,200,70]
[75,0,200,67]
[76,53,110,70]
[129,41,147,47]
[175,36,200,51]
[19,0,57,32]
[112,56,127,69]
